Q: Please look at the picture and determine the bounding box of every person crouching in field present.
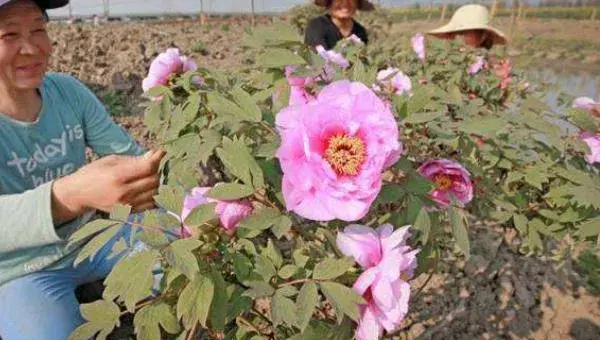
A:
[427,4,512,99]
[304,0,373,50]
[0,0,164,339]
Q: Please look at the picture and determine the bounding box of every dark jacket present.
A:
[304,14,368,50]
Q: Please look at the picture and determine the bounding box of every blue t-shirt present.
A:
[0,73,144,287]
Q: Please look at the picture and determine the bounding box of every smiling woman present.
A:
[304,0,373,50]
[0,1,165,339]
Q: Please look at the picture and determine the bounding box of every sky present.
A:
[48,0,439,17]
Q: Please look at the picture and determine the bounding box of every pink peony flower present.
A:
[142,48,199,92]
[285,66,315,106]
[417,159,473,208]
[375,67,412,96]
[316,45,350,69]
[468,56,488,75]
[411,33,426,60]
[337,224,418,340]
[180,186,253,237]
[573,97,600,116]
[580,132,600,164]
[276,80,402,221]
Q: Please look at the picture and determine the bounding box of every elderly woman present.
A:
[0,0,163,339]
[427,4,507,49]
[304,0,374,50]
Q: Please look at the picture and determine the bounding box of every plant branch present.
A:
[277,278,312,288]
[237,315,262,335]
[186,322,199,340]
[120,297,158,316]
[260,121,277,135]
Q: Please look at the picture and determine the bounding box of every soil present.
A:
[47,16,600,340]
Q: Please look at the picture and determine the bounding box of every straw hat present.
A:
[314,0,375,11]
[428,4,507,45]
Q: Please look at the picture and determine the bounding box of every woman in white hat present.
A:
[427,4,507,50]
[0,0,164,338]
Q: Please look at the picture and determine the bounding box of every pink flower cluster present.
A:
[417,159,473,208]
[469,56,488,76]
[180,186,253,237]
[276,80,402,221]
[285,66,315,106]
[142,48,198,93]
[316,45,350,69]
[337,224,418,340]
[573,98,600,164]
[374,67,412,96]
[411,33,426,61]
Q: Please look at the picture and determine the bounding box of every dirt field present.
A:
[45,15,600,339]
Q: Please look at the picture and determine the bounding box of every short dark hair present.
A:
[314,0,375,11]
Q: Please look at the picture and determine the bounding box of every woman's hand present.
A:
[51,150,166,224]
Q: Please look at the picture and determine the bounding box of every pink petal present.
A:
[355,305,384,340]
[337,225,382,268]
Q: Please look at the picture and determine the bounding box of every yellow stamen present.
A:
[324,134,366,176]
[434,174,453,190]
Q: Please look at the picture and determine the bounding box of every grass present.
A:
[576,249,600,295]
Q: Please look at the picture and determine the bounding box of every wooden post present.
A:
[517,2,524,19]
[250,0,255,27]
[200,0,206,25]
[490,0,498,19]
[440,4,447,22]
[591,8,597,20]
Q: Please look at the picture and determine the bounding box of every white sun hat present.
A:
[0,0,69,9]
[427,4,507,45]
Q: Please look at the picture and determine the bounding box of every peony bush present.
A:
[69,18,600,340]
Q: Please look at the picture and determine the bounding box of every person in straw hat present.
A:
[305,0,374,50]
[427,4,507,50]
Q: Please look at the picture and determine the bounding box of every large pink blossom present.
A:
[580,132,600,164]
[417,159,473,208]
[374,67,412,96]
[285,66,315,106]
[411,33,425,60]
[316,45,350,69]
[142,48,198,92]
[573,96,600,116]
[180,186,253,236]
[469,56,488,75]
[276,80,402,221]
[337,224,418,340]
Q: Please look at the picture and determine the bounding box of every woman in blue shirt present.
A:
[0,0,163,339]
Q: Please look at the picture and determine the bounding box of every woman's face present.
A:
[460,30,486,48]
[0,0,51,91]
[330,0,358,20]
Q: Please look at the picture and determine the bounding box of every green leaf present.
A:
[208,269,229,332]
[320,282,365,322]
[233,253,253,281]
[68,219,120,246]
[296,281,319,332]
[459,117,506,137]
[231,86,262,122]
[164,239,203,279]
[569,108,599,132]
[74,226,122,266]
[577,219,600,238]
[137,229,170,249]
[258,48,306,68]
[110,204,132,220]
[449,206,470,258]
[403,110,444,124]
[254,254,277,280]
[278,264,299,279]
[271,290,298,327]
[407,86,432,115]
[177,273,215,329]
[134,302,181,340]
[103,250,159,312]
[264,239,284,269]
[206,92,256,122]
[414,207,431,244]
[70,300,121,340]
[237,208,282,238]
[243,281,275,298]
[183,202,217,227]
[154,185,186,215]
[216,137,264,188]
[312,258,354,280]
[206,183,255,200]
[271,215,292,239]
[513,214,528,236]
